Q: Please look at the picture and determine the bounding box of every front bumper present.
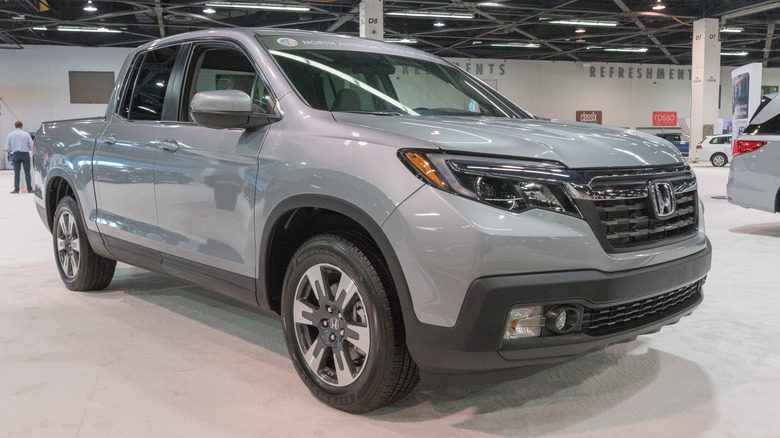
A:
[405,239,711,386]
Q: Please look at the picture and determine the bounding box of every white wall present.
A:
[0,46,132,144]
[447,57,780,132]
[2,45,780,138]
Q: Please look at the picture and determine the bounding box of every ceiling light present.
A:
[604,47,648,52]
[385,38,418,44]
[490,42,541,48]
[57,26,121,33]
[652,0,666,10]
[575,28,586,33]
[12,15,25,20]
[84,1,97,12]
[478,2,502,6]
[387,11,474,19]
[434,21,445,27]
[472,41,483,45]
[721,27,744,33]
[548,20,617,27]
[721,51,748,56]
[203,8,216,13]
[205,2,310,11]
[575,39,586,43]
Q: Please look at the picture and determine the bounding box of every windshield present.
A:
[262,40,528,118]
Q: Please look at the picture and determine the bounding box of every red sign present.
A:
[652,111,678,126]
[576,110,602,124]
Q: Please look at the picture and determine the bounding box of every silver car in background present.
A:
[728,93,780,212]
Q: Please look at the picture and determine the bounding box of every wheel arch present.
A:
[43,170,82,230]
[43,169,112,259]
[257,195,414,325]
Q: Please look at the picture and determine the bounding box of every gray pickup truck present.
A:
[33,28,711,413]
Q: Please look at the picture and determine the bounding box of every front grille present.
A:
[581,279,702,336]
[571,166,700,251]
[594,191,697,248]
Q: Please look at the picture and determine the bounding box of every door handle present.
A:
[104,135,117,145]
[159,139,179,153]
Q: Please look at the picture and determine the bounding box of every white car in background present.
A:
[727,93,780,213]
[695,134,732,167]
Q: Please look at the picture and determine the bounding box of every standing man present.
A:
[6,121,34,194]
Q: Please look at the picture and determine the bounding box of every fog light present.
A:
[503,306,544,340]
[545,305,581,334]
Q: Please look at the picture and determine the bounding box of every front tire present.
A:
[711,153,728,167]
[281,232,418,413]
[53,196,116,291]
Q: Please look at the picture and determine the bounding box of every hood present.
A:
[331,114,683,168]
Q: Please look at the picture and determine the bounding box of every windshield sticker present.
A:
[469,100,482,113]
[277,38,298,47]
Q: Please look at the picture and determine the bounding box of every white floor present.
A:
[1,165,778,438]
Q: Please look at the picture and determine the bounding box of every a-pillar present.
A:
[359,0,383,41]
[690,18,721,162]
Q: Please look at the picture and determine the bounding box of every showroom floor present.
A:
[1,164,778,438]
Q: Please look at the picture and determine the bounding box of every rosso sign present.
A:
[652,111,678,126]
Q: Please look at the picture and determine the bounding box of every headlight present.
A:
[400,150,581,218]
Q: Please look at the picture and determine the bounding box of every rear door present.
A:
[154,41,275,285]
[94,45,181,257]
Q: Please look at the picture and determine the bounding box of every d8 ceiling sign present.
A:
[653,111,678,126]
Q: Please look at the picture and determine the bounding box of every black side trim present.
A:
[102,234,163,272]
[161,253,257,307]
[101,235,258,307]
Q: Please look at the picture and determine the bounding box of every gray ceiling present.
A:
[2,0,780,67]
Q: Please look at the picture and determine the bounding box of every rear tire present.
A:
[53,196,116,291]
[281,232,419,413]
[711,153,728,167]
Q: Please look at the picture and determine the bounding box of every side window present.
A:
[125,46,180,121]
[182,46,269,122]
[117,55,144,119]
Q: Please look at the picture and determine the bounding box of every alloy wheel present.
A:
[292,263,370,387]
[56,211,80,280]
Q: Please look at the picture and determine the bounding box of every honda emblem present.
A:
[648,181,676,219]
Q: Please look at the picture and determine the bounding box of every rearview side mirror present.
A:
[190,89,281,130]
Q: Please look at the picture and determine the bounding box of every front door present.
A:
[154,43,273,281]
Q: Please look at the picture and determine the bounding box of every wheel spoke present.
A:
[333,275,358,310]
[303,265,329,306]
[345,324,370,353]
[293,298,318,326]
[333,344,358,385]
[303,338,328,372]
[71,252,80,276]
[57,214,69,238]
[64,254,74,277]
[67,214,77,237]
